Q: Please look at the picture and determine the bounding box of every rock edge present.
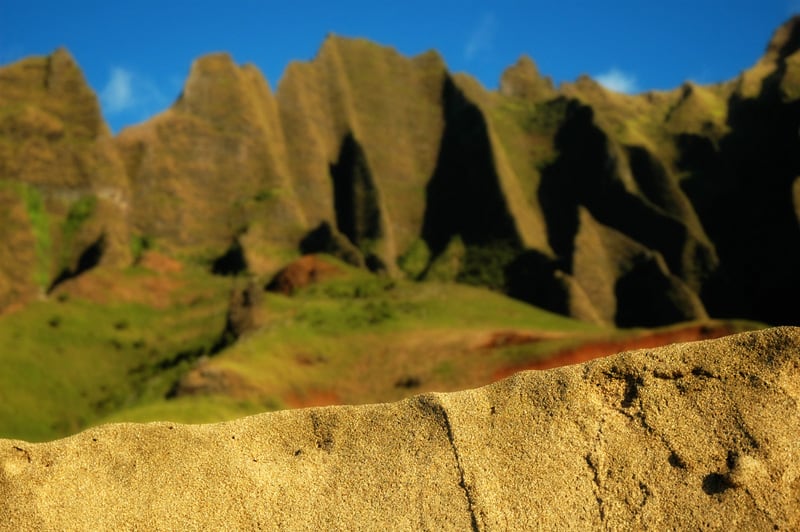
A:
[1,327,799,530]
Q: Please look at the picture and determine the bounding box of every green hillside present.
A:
[0,17,796,441]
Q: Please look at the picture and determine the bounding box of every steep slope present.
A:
[0,49,130,311]
[1,19,798,327]
[276,37,448,272]
[115,54,307,275]
[684,16,800,324]
[2,327,798,529]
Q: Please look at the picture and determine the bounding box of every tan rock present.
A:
[1,327,798,530]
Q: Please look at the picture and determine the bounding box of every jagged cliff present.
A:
[0,49,131,307]
[1,18,799,326]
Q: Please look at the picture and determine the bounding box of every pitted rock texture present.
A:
[1,327,798,530]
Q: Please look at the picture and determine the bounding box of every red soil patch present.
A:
[139,251,183,274]
[479,330,565,349]
[266,255,342,295]
[492,323,737,381]
[53,269,181,309]
[284,390,341,409]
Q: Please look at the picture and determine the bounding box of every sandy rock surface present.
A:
[1,327,799,530]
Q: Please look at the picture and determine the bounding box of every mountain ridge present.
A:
[0,17,798,326]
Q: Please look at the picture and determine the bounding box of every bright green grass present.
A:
[20,184,52,289]
[1,257,602,441]
[0,268,231,442]
[103,265,601,427]
[97,395,273,426]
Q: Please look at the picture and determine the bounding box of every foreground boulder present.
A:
[1,327,798,530]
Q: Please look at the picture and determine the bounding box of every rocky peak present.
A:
[175,53,273,131]
[765,15,800,63]
[499,54,555,100]
[0,48,107,139]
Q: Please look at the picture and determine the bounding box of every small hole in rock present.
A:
[702,473,733,495]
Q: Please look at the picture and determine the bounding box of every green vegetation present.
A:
[457,239,520,291]
[424,236,465,282]
[130,234,153,262]
[0,264,231,441]
[99,395,273,426]
[63,196,96,237]
[20,184,52,289]
[396,238,430,279]
[98,259,598,429]
[0,30,790,445]
[58,195,97,270]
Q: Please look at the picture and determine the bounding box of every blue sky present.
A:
[1,1,797,133]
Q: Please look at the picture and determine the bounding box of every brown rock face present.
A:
[0,49,130,309]
[1,327,798,529]
[499,55,556,101]
[1,19,799,326]
[266,254,344,295]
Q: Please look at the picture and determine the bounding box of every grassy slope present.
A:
[0,263,230,441]
[99,259,603,427]
[100,260,765,430]
[0,248,768,443]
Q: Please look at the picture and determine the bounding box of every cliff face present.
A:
[0,48,130,307]
[2,327,798,529]
[1,18,799,326]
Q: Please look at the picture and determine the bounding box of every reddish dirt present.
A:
[479,330,565,349]
[491,323,738,381]
[139,251,183,274]
[53,268,181,309]
[284,390,341,409]
[266,255,343,295]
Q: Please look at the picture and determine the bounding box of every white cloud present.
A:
[464,13,497,61]
[595,68,639,94]
[100,67,168,117]
[101,68,135,113]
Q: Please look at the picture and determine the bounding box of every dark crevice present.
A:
[394,376,421,389]
[537,101,598,263]
[653,369,686,380]
[417,395,481,532]
[504,249,569,315]
[47,234,105,294]
[310,411,336,453]
[621,374,643,408]
[613,254,704,327]
[702,472,733,495]
[690,367,717,379]
[329,132,383,250]
[211,281,262,354]
[421,75,520,258]
[668,451,687,469]
[157,347,206,372]
[584,454,606,521]
[211,239,248,276]
[299,221,365,268]
[679,56,800,324]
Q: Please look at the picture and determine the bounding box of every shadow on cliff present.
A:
[420,76,521,288]
[679,58,800,325]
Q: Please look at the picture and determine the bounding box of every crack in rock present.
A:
[417,395,482,532]
[584,453,606,521]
